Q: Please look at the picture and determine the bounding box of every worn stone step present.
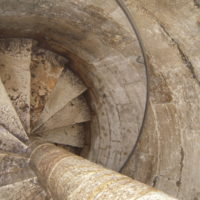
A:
[39,124,86,148]
[30,45,68,128]
[0,78,28,143]
[34,67,87,131]
[0,39,32,134]
[0,126,28,154]
[34,96,91,133]
[0,177,49,200]
[0,153,29,176]
[0,165,35,187]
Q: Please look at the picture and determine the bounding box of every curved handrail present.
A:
[115,0,150,172]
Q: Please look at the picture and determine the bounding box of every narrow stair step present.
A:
[39,124,86,148]
[34,96,91,133]
[0,80,28,142]
[0,39,32,133]
[0,177,49,200]
[0,165,35,187]
[30,45,68,128]
[34,67,87,131]
[0,153,29,175]
[0,126,27,154]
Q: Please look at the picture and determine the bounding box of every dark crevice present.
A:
[159,24,200,87]
[176,146,184,193]
[152,176,159,187]
[194,0,200,8]
[140,5,200,87]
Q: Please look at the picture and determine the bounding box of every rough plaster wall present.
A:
[122,1,200,199]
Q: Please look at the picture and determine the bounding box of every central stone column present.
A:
[30,143,177,200]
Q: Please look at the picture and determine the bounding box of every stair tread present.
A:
[0,126,27,154]
[0,177,49,200]
[0,153,29,175]
[34,96,91,133]
[40,124,85,148]
[34,68,87,130]
[30,45,68,128]
[0,39,32,134]
[0,79,28,142]
[0,151,29,158]
[0,165,35,187]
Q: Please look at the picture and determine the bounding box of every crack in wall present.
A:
[152,176,159,187]
[135,6,190,195]
[150,100,161,187]
[159,24,200,87]
[140,5,200,87]
[176,146,184,196]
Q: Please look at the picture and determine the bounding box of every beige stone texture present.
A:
[30,45,66,128]
[0,0,199,199]
[0,126,27,154]
[0,165,35,187]
[121,1,200,199]
[0,78,28,143]
[0,0,147,171]
[0,39,32,133]
[30,143,176,200]
[0,153,29,175]
[34,96,91,133]
[39,124,85,148]
[34,67,87,130]
[0,177,49,200]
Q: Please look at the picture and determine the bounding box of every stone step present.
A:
[0,152,29,176]
[34,96,91,133]
[0,79,28,142]
[0,165,35,187]
[0,126,27,154]
[34,67,87,131]
[39,124,86,148]
[30,44,68,128]
[0,177,49,200]
[0,39,32,134]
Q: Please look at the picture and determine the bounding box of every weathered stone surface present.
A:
[0,126,27,154]
[0,166,35,187]
[34,67,86,131]
[39,124,85,148]
[0,0,147,171]
[30,143,176,200]
[34,96,91,133]
[0,177,49,200]
[121,1,200,199]
[0,153,29,175]
[0,153,35,190]
[31,45,67,128]
[0,39,32,133]
[0,79,28,142]
[0,1,198,199]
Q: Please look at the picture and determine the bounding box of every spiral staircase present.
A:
[0,38,91,199]
[0,0,153,198]
[1,0,199,199]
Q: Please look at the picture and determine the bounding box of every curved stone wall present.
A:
[1,0,199,199]
[0,0,147,171]
[122,1,200,199]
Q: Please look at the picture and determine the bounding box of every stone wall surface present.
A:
[0,0,199,199]
[0,0,147,172]
[122,1,200,200]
